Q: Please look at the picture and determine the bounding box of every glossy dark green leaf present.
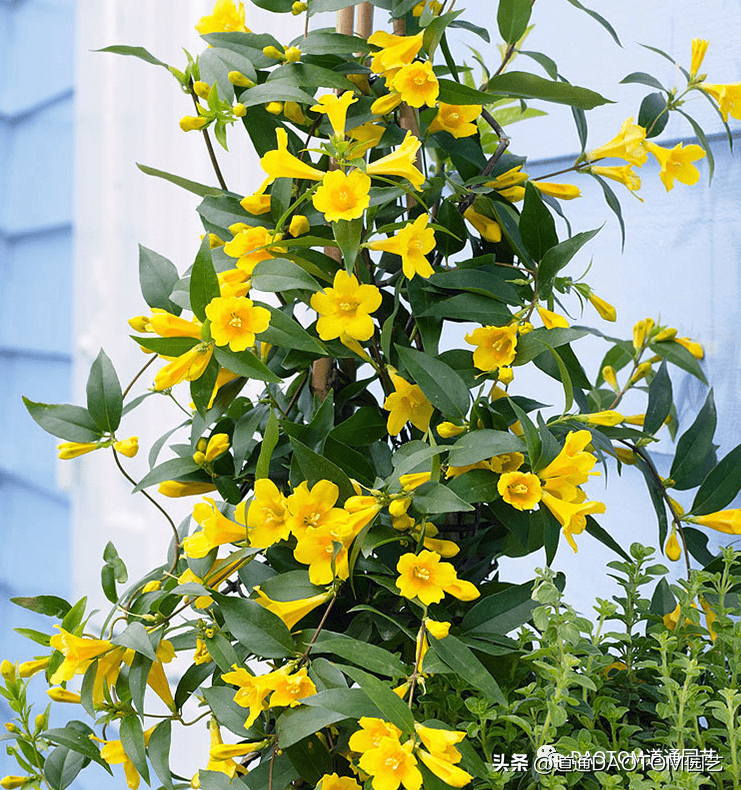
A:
[341,666,415,734]
[252,258,321,293]
[11,595,71,618]
[620,71,667,91]
[291,439,355,503]
[190,235,220,322]
[650,577,675,616]
[285,735,333,785]
[131,457,202,493]
[448,430,525,466]
[396,345,470,421]
[487,71,611,109]
[682,526,716,566]
[296,30,372,55]
[213,346,282,383]
[23,399,102,443]
[138,244,183,314]
[563,0,621,46]
[268,63,353,92]
[497,0,532,43]
[217,594,294,658]
[589,173,626,248]
[112,622,158,661]
[437,78,492,105]
[413,481,474,514]
[670,390,716,487]
[43,728,111,773]
[461,581,535,634]
[429,633,506,704]
[128,653,153,715]
[96,45,168,68]
[676,109,715,182]
[514,327,589,366]
[636,455,668,546]
[44,744,87,790]
[519,182,558,262]
[644,360,673,435]
[447,469,499,503]
[120,715,150,785]
[638,92,669,138]
[519,50,558,80]
[537,227,600,299]
[202,32,282,69]
[275,706,346,749]
[650,339,707,385]
[692,441,741,515]
[148,720,173,790]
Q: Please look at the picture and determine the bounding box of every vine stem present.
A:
[123,355,157,400]
[407,618,427,708]
[111,447,181,574]
[299,594,337,667]
[190,91,228,191]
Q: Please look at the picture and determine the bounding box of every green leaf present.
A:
[341,666,415,734]
[11,595,71,618]
[392,442,446,478]
[137,164,224,199]
[112,622,158,661]
[638,92,669,138]
[333,217,364,270]
[148,720,173,790]
[256,411,280,481]
[138,245,183,314]
[636,455,668,545]
[676,109,715,182]
[487,71,611,109]
[421,293,512,325]
[497,0,531,43]
[217,595,294,658]
[437,78,493,106]
[589,173,625,248]
[202,32,281,69]
[259,307,325,355]
[86,349,123,433]
[276,707,346,749]
[429,634,506,704]
[644,360,673,435]
[682,527,716,567]
[120,715,150,786]
[396,345,470,421]
[252,258,321,293]
[692,441,741,516]
[96,45,168,68]
[43,728,112,773]
[190,236,220,322]
[448,19,491,44]
[213,346,282,383]
[268,63,353,92]
[128,653,153,715]
[537,228,600,299]
[519,182,558,262]
[44,743,87,790]
[130,335,199,356]
[650,339,707,385]
[448,430,524,466]
[514,327,588,366]
[563,0,621,46]
[297,30,372,55]
[237,82,316,109]
[447,469,499,503]
[620,71,667,91]
[131,457,202,493]
[300,687,382,719]
[291,439,355,503]
[285,735,333,785]
[412,481,474,514]
[202,687,256,739]
[518,50,558,80]
[23,399,102,443]
[670,390,716,487]
[584,516,631,561]
[650,577,675,616]
[461,581,536,635]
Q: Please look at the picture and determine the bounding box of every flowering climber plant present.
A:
[6,3,741,790]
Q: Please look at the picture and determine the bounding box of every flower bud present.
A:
[208,233,225,249]
[228,71,255,89]
[265,101,284,115]
[57,441,100,460]
[128,315,152,333]
[204,433,230,463]
[4,723,19,734]
[371,92,403,116]
[262,45,285,61]
[632,317,655,350]
[630,361,652,384]
[588,292,617,322]
[654,327,677,342]
[179,115,208,132]
[676,336,704,359]
[437,422,466,438]
[602,365,618,390]
[623,414,645,426]
[425,619,450,639]
[1,662,15,682]
[142,580,162,593]
[283,101,306,125]
[291,1,308,13]
[193,80,211,100]
[389,498,411,518]
[193,451,206,466]
[665,531,682,562]
[233,103,247,117]
[1,777,31,789]
[288,214,310,237]
[34,714,45,731]
[284,46,301,64]
[18,658,49,678]
[614,448,636,465]
[196,438,208,453]
[498,366,514,385]
[47,687,81,704]
[113,436,139,458]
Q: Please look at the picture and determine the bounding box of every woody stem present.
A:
[122,355,157,400]
[299,593,337,667]
[190,91,228,191]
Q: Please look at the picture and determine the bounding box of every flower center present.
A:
[339,301,356,313]
[449,113,460,123]
[414,566,430,580]
[228,313,242,328]
[410,239,424,251]
[511,483,528,495]
[385,757,400,771]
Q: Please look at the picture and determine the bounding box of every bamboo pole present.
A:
[356,2,374,39]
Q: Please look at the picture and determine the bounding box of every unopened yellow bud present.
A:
[288,215,310,237]
[437,422,466,438]
[48,687,81,704]
[389,498,411,518]
[347,73,371,95]
[292,1,308,13]
[262,45,285,61]
[34,714,45,731]
[1,777,31,789]
[142,580,162,593]
[193,81,211,100]
[632,318,655,350]
[57,441,100,460]
[498,366,514,385]
[602,365,618,390]
[265,101,284,115]
[193,451,206,466]
[205,433,230,463]
[283,101,306,125]
[233,103,247,117]
[630,362,652,384]
[665,531,682,561]
[284,46,301,64]
[614,447,636,465]
[196,438,208,453]
[581,410,624,427]
[158,480,217,498]
[667,496,685,517]
[654,327,677,342]
[229,71,255,89]
[128,315,151,333]
[371,91,403,115]
[425,619,450,639]
[18,658,50,678]
[4,723,19,734]
[588,292,617,322]
[676,337,704,359]
[623,414,645,426]
[113,436,139,458]
[180,115,208,132]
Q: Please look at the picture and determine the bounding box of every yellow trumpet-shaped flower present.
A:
[348,122,386,157]
[690,38,710,77]
[57,441,101,460]
[224,224,285,275]
[465,324,518,371]
[289,214,310,237]
[428,103,481,138]
[254,587,331,630]
[153,342,214,391]
[366,131,425,189]
[182,497,248,559]
[533,182,581,200]
[588,292,617,322]
[383,372,435,436]
[260,128,325,184]
[91,728,156,790]
[222,667,270,727]
[391,61,439,108]
[368,214,435,280]
[691,509,741,534]
[415,750,472,788]
[368,31,424,77]
[311,91,357,138]
[196,0,249,34]
[49,629,114,685]
[349,717,403,754]
[205,296,271,352]
[644,141,706,192]
[589,164,641,192]
[539,431,598,490]
[701,83,741,122]
[285,480,348,540]
[240,183,272,216]
[310,270,382,342]
[586,117,648,167]
[463,207,502,242]
[149,310,203,339]
[319,774,362,790]
[247,478,290,548]
[396,550,479,605]
[265,665,318,708]
[359,736,422,790]
[497,472,542,511]
[293,520,353,584]
[425,619,451,640]
[313,169,371,223]
[283,101,306,125]
[537,305,569,329]
[540,491,606,552]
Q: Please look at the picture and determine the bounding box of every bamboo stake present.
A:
[356,3,374,39]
